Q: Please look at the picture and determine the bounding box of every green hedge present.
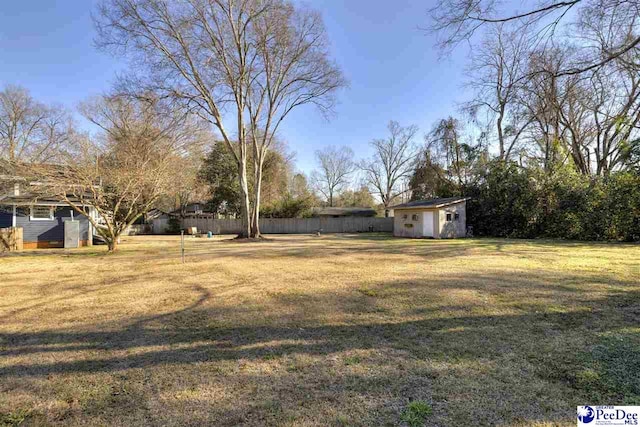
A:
[465,162,640,241]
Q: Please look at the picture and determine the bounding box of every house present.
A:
[391,197,469,239]
[311,207,377,218]
[170,202,215,217]
[0,161,94,249]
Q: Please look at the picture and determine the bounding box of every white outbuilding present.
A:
[391,197,469,239]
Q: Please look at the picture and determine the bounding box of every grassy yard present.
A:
[0,234,639,426]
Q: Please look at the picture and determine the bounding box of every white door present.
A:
[422,211,434,237]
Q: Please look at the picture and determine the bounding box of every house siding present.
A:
[393,208,438,238]
[393,201,467,239]
[15,206,90,245]
[0,206,12,228]
[438,201,467,238]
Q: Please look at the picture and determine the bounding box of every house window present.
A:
[446,213,452,222]
[402,214,408,220]
[454,213,460,221]
[411,214,419,221]
[30,206,54,221]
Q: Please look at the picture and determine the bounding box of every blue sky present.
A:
[0,0,471,174]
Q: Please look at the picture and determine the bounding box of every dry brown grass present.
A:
[0,234,639,426]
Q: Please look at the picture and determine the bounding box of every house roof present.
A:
[311,207,377,217]
[0,195,77,206]
[169,202,213,216]
[390,197,470,210]
[0,161,92,205]
[0,160,69,180]
[146,208,170,219]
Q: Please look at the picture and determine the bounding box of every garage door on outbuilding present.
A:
[391,197,469,239]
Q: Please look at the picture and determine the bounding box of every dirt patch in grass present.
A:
[0,234,638,425]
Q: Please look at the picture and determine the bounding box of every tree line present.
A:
[418,0,640,240]
[2,0,639,248]
[1,0,347,250]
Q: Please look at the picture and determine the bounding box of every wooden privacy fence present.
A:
[123,224,152,236]
[0,227,23,252]
[181,217,394,235]
[151,218,170,234]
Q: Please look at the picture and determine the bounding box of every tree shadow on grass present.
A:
[116,234,640,268]
[0,268,639,425]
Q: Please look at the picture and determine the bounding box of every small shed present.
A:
[391,197,469,239]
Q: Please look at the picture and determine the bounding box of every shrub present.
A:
[166,217,182,234]
[260,194,314,218]
[466,161,540,238]
[465,162,640,241]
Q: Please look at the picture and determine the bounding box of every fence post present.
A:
[14,227,23,251]
[180,230,185,264]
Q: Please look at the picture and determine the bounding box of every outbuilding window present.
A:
[411,214,419,221]
[30,206,54,221]
[454,213,460,221]
[446,213,452,222]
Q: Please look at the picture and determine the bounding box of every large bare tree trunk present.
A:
[496,110,505,160]
[95,0,345,243]
[250,157,264,238]
[384,194,391,217]
[238,155,251,238]
[107,239,118,252]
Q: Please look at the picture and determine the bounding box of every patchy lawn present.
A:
[0,234,638,426]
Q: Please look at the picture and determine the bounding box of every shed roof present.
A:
[390,197,470,210]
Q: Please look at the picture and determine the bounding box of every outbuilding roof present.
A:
[390,197,470,210]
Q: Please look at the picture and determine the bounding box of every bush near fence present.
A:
[181,217,394,235]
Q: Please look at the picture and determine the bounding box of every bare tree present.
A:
[0,85,73,163]
[359,121,418,216]
[246,3,345,236]
[588,66,640,175]
[96,0,262,237]
[95,0,344,238]
[428,0,640,77]
[465,24,533,160]
[310,146,355,207]
[579,8,640,175]
[38,95,194,252]
[513,42,640,176]
[517,47,574,173]
[164,153,209,216]
[156,121,212,215]
[0,159,25,196]
[429,1,640,175]
[428,117,484,188]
